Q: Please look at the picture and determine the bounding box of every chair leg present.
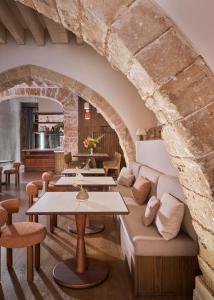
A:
[53,215,57,227]
[7,248,13,268]
[35,244,40,270]
[18,173,20,185]
[49,215,54,233]
[27,246,33,282]
[8,174,10,185]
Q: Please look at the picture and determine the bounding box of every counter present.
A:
[22,148,64,172]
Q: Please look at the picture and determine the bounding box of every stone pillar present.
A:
[193,276,214,300]
[63,94,78,154]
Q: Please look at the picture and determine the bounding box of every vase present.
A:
[76,188,89,201]
[90,147,94,155]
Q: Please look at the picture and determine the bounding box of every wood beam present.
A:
[43,16,69,44]
[0,0,25,44]
[16,2,45,46]
[0,23,6,43]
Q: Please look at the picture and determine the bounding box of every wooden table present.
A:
[62,168,105,176]
[73,153,109,168]
[55,176,116,234]
[55,176,116,189]
[27,191,128,288]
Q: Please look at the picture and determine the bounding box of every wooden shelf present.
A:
[33,122,63,124]
[33,112,64,115]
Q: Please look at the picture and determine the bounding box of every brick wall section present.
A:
[0,66,135,164]
[14,0,214,294]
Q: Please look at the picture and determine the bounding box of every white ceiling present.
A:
[155,0,214,73]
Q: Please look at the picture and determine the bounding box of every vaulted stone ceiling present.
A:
[0,0,83,45]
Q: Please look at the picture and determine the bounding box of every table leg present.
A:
[53,214,109,288]
[68,215,105,235]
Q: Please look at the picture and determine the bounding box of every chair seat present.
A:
[0,222,46,248]
[4,169,17,174]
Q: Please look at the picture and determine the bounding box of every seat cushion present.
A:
[0,222,47,248]
[132,176,151,204]
[111,184,133,198]
[0,198,19,214]
[120,205,199,256]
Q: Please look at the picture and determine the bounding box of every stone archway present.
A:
[5,0,214,295]
[0,65,135,164]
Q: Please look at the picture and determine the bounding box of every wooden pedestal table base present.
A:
[68,215,105,235]
[53,214,109,288]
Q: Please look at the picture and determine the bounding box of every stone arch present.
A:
[0,65,135,163]
[4,0,214,293]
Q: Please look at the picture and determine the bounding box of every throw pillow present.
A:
[155,192,185,240]
[117,167,134,187]
[143,196,160,226]
[132,176,151,205]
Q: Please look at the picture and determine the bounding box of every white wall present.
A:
[0,100,20,161]
[155,0,214,73]
[38,98,63,113]
[136,140,178,176]
[0,36,157,142]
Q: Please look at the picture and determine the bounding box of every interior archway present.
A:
[0,65,135,164]
[13,0,214,293]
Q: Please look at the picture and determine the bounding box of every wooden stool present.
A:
[4,162,21,186]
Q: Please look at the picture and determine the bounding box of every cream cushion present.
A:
[132,176,151,205]
[117,167,134,187]
[143,196,160,226]
[155,192,185,241]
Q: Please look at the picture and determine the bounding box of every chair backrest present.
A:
[13,162,21,171]
[0,205,8,228]
[31,180,43,190]
[64,152,72,164]
[114,152,121,168]
[42,171,54,192]
[26,182,39,206]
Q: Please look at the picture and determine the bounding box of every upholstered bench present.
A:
[113,163,200,296]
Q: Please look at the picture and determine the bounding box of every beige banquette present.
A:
[112,162,200,297]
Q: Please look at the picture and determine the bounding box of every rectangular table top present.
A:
[55,176,116,187]
[26,192,129,215]
[73,153,109,158]
[62,168,105,175]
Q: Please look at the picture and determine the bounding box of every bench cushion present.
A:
[111,184,133,198]
[120,205,199,257]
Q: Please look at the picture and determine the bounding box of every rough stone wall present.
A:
[0,65,135,163]
[14,0,214,295]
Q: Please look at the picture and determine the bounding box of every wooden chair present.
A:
[42,172,66,233]
[4,162,21,186]
[26,182,40,222]
[64,152,83,168]
[0,198,47,282]
[103,152,121,177]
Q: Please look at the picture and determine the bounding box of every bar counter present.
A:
[22,148,63,172]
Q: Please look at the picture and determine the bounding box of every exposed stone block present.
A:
[198,256,214,293]
[181,187,214,232]
[180,102,214,156]
[157,57,214,119]
[108,0,171,73]
[81,0,132,55]
[55,0,80,35]
[128,28,198,97]
[32,0,60,23]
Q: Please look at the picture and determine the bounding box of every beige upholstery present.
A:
[120,205,199,257]
[111,184,133,198]
[103,152,121,177]
[138,165,162,197]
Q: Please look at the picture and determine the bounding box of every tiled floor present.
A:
[0,172,192,300]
